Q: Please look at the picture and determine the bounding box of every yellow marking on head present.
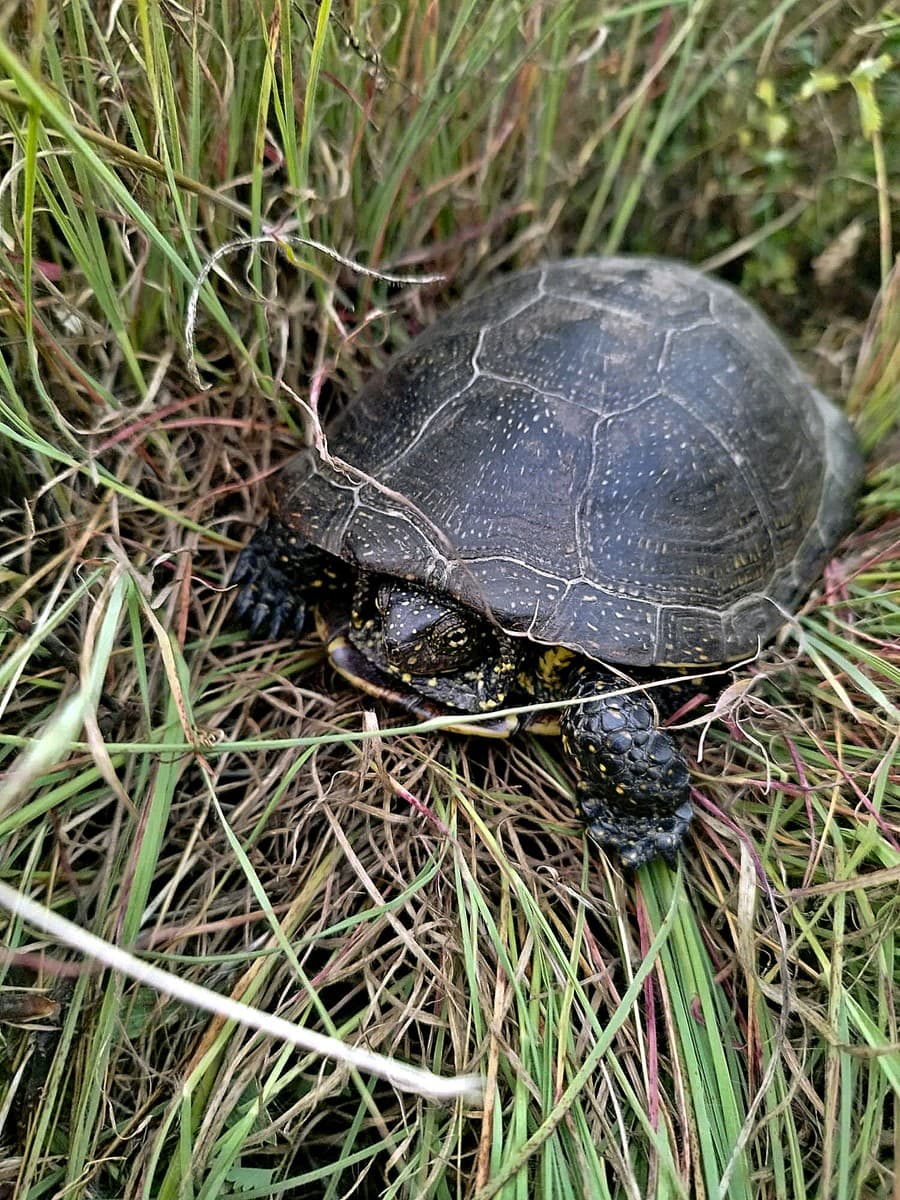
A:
[400,672,412,683]
[538,646,575,676]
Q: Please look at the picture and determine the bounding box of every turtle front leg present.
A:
[560,668,693,868]
[232,517,349,639]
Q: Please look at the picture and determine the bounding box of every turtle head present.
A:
[347,575,520,716]
[375,581,491,674]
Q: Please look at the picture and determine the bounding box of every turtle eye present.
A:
[437,618,475,649]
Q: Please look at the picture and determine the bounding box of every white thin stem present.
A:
[0,881,483,1103]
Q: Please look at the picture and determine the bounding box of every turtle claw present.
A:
[585,798,693,870]
[232,563,307,641]
[249,594,301,641]
[231,520,312,641]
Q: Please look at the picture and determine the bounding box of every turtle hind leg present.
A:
[232,517,348,640]
[559,668,693,869]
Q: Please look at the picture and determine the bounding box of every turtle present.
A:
[232,256,863,868]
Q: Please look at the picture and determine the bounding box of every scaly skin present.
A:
[560,666,693,867]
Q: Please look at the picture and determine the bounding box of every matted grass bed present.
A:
[0,3,898,1198]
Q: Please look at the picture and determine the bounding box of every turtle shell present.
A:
[275,257,862,667]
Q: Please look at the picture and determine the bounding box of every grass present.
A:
[0,1,898,1197]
